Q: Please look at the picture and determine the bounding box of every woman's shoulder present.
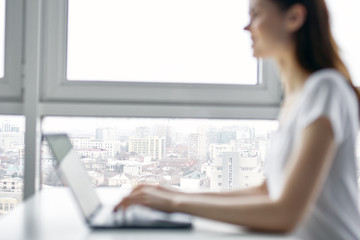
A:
[309,68,344,78]
[306,68,347,89]
[297,68,357,145]
[303,68,352,98]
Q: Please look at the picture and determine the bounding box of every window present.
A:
[66,0,257,85]
[0,0,5,78]
[0,115,25,216]
[41,117,278,192]
[0,0,357,205]
[41,0,281,116]
[0,0,23,101]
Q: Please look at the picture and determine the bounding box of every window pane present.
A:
[357,133,360,186]
[0,116,25,218]
[0,0,5,78]
[326,0,360,86]
[41,117,278,192]
[66,0,257,85]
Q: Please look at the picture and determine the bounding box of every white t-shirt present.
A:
[264,69,360,240]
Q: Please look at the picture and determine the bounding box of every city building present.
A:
[76,148,109,159]
[96,128,117,141]
[128,136,165,160]
[87,171,104,186]
[0,132,24,149]
[188,133,207,162]
[108,173,130,187]
[0,193,20,216]
[221,152,263,191]
[0,178,24,193]
[201,159,223,191]
[123,164,143,177]
[209,143,235,159]
[180,170,207,191]
[70,137,122,158]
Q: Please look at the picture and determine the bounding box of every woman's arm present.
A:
[189,180,268,197]
[115,117,337,234]
[175,117,337,233]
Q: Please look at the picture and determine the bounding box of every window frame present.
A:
[40,0,282,119]
[6,0,359,204]
[0,0,23,103]
[18,0,284,201]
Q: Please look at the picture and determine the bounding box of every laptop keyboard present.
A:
[113,205,171,223]
[91,204,191,227]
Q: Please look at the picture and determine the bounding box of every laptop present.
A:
[44,133,192,229]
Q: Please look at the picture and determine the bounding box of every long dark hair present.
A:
[271,0,360,119]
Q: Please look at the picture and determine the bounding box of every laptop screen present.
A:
[45,134,101,219]
[45,134,72,161]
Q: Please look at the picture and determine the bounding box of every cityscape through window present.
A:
[0,116,25,217]
[41,118,279,192]
[40,117,360,198]
[1,116,360,217]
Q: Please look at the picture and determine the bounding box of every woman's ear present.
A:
[285,4,307,33]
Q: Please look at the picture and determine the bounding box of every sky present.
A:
[66,0,258,85]
[41,117,279,136]
[65,0,360,86]
[0,0,358,84]
[0,115,279,137]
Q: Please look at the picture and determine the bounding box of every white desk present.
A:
[0,188,299,240]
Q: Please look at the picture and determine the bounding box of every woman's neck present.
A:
[276,52,311,97]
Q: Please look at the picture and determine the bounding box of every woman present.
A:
[114,0,360,239]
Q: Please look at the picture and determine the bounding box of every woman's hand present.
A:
[113,184,182,213]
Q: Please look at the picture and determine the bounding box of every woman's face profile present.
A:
[244,0,291,59]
